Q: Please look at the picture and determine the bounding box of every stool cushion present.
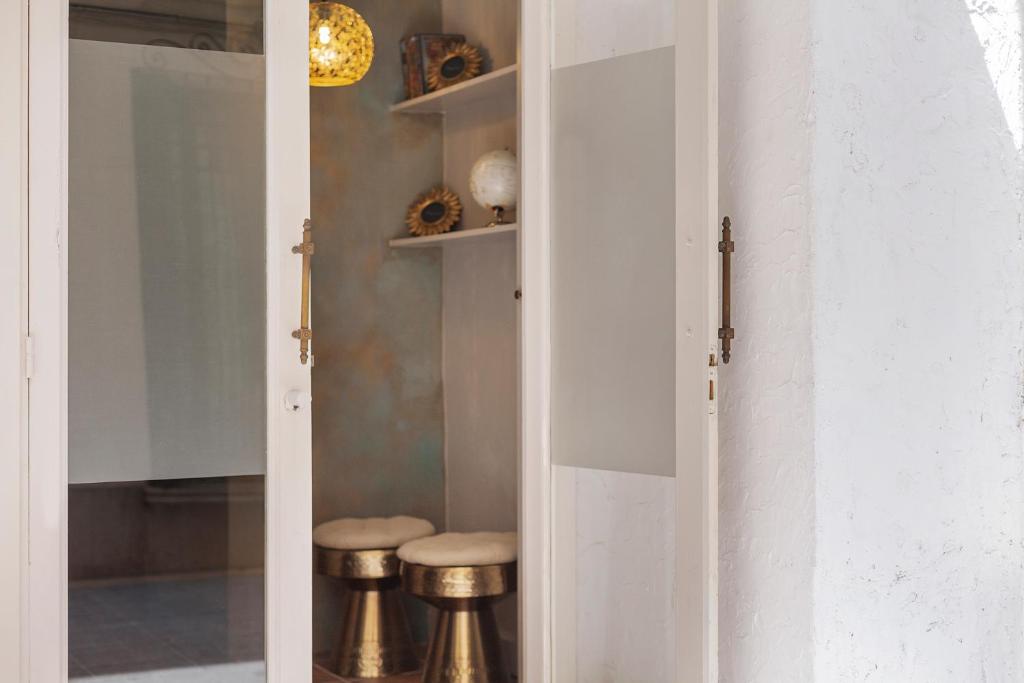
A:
[313,516,436,550]
[397,531,517,567]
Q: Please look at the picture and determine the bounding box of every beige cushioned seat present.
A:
[397,531,517,567]
[313,515,435,550]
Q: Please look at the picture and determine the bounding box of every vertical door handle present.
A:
[718,217,735,363]
[292,219,314,364]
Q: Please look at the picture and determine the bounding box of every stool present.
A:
[398,532,517,683]
[314,516,436,678]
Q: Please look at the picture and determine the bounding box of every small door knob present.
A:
[283,389,312,412]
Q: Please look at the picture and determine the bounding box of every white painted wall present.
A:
[719,0,1024,680]
[717,0,816,680]
[812,1,1024,679]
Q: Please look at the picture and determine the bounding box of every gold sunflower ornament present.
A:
[426,43,483,91]
[309,2,374,87]
[406,187,462,236]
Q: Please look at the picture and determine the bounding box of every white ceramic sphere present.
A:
[469,150,518,211]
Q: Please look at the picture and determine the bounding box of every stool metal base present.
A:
[317,546,419,679]
[421,600,507,683]
[331,577,420,679]
[402,562,516,683]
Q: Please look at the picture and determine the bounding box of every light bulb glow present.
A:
[309,2,374,87]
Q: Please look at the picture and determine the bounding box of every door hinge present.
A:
[24,335,34,380]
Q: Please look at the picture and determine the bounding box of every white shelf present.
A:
[390,65,517,115]
[389,223,518,248]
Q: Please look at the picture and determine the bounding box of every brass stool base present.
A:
[317,546,419,679]
[331,577,419,679]
[402,562,516,683]
[421,601,507,683]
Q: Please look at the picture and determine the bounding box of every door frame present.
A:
[0,0,28,679]
[517,0,553,681]
[17,0,718,679]
[22,0,312,680]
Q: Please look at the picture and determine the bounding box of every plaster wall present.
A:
[717,0,816,680]
[438,0,519,537]
[812,1,1024,679]
[718,0,1024,679]
[439,0,521,652]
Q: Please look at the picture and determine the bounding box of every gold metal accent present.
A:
[309,2,375,87]
[486,206,507,227]
[317,547,401,580]
[406,187,462,237]
[426,43,483,91]
[402,562,516,683]
[718,216,735,363]
[316,546,419,678]
[292,219,314,365]
[402,562,514,600]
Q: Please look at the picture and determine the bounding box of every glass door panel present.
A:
[68,1,268,680]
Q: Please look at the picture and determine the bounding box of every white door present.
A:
[26,0,311,679]
[544,0,719,680]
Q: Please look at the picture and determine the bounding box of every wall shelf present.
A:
[390,65,517,115]
[389,223,517,248]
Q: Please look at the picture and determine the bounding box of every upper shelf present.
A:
[389,223,517,248]
[390,64,517,115]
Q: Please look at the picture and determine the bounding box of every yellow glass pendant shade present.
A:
[309,2,374,87]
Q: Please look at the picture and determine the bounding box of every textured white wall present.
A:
[718,0,816,680]
[720,0,1024,679]
[813,1,1024,679]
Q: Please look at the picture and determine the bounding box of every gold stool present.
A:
[398,530,517,683]
[314,516,436,678]
[402,562,515,683]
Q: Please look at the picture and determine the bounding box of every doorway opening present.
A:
[64,1,522,681]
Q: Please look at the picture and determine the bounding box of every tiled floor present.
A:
[69,574,265,679]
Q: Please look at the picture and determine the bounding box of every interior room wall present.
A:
[310,0,445,652]
[438,0,519,539]
[440,0,520,656]
[719,0,1024,680]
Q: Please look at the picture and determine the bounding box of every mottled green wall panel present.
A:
[310,0,445,651]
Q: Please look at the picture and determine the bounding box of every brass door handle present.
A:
[718,216,735,363]
[292,219,314,365]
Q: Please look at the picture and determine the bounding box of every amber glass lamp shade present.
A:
[309,2,374,87]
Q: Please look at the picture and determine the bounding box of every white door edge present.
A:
[518,0,554,680]
[1,0,29,680]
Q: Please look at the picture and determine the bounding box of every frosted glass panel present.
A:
[69,40,266,484]
[551,46,676,477]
